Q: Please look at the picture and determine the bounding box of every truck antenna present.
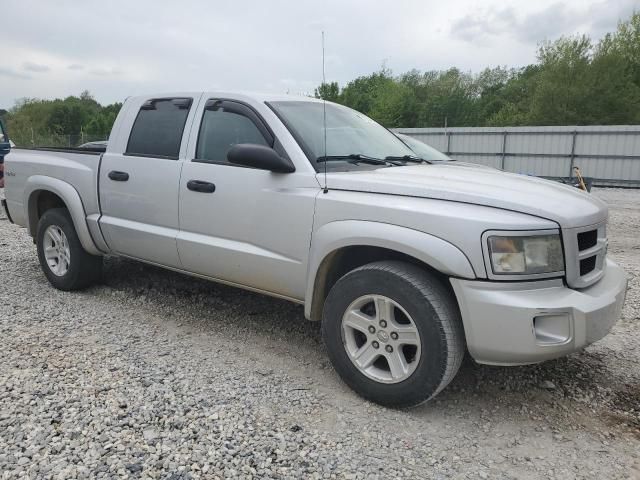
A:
[322,31,328,194]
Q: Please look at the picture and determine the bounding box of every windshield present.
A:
[0,122,5,143]
[396,134,450,161]
[269,101,415,169]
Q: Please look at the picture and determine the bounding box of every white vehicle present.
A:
[2,93,628,407]
[394,133,451,162]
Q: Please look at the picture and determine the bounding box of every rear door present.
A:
[177,98,319,300]
[98,95,200,267]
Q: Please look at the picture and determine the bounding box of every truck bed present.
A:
[4,148,102,228]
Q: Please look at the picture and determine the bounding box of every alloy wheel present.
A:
[341,294,422,384]
[43,225,71,276]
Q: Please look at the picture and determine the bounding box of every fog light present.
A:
[533,314,571,345]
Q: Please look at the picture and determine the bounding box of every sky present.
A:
[0,0,636,109]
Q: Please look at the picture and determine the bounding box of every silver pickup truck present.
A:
[2,92,628,407]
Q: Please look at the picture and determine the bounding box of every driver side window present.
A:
[195,106,269,164]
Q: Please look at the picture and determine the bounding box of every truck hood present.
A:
[323,163,607,229]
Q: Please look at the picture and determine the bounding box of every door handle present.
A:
[108,170,129,182]
[187,180,216,193]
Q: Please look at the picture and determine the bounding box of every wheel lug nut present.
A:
[372,341,379,349]
[379,320,387,328]
[390,332,398,340]
[385,345,393,353]
[368,326,376,334]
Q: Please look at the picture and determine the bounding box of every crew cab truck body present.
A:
[3,92,628,407]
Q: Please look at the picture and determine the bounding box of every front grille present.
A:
[580,256,597,276]
[577,229,598,251]
[564,221,607,289]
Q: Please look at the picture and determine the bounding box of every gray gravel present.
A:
[0,187,639,479]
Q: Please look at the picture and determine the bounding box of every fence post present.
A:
[568,131,578,178]
[501,131,508,170]
[445,131,451,155]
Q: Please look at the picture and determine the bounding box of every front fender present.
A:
[24,175,101,255]
[305,220,476,319]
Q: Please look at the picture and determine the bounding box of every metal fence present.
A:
[10,132,109,149]
[394,126,640,188]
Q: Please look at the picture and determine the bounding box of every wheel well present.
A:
[309,246,451,322]
[29,190,67,235]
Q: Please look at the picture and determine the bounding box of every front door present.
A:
[99,96,197,267]
[177,99,319,300]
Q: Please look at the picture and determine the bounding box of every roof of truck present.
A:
[128,91,326,104]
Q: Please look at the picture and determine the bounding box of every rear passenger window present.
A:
[126,98,192,159]
[196,107,269,163]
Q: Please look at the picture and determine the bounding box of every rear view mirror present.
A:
[227,144,295,173]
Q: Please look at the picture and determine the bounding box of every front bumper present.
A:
[450,259,628,365]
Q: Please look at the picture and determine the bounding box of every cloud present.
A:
[451,0,637,45]
[23,61,50,73]
[588,0,638,37]
[89,67,123,76]
[516,4,577,43]
[0,67,31,79]
[451,7,517,43]
[0,0,636,107]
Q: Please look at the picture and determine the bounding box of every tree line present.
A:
[0,91,121,147]
[315,12,640,128]
[1,12,638,146]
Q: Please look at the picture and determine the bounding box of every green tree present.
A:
[415,68,476,127]
[340,69,395,115]
[5,92,121,146]
[84,103,122,135]
[485,65,540,126]
[599,12,640,89]
[314,82,340,102]
[525,35,594,125]
[313,11,640,128]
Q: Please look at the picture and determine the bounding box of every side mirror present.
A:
[227,144,295,173]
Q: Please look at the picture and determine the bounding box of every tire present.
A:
[36,208,102,291]
[322,260,464,408]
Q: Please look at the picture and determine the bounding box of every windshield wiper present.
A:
[385,155,433,164]
[317,154,398,166]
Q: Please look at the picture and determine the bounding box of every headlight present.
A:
[487,234,564,275]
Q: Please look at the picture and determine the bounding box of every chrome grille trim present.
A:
[564,221,607,289]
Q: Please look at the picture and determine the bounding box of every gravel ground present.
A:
[0,187,638,479]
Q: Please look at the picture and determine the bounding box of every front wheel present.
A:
[322,261,464,408]
[36,208,102,290]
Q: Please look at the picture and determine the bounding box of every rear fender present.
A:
[24,175,102,255]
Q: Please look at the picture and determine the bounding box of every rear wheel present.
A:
[36,208,102,290]
[322,260,464,408]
